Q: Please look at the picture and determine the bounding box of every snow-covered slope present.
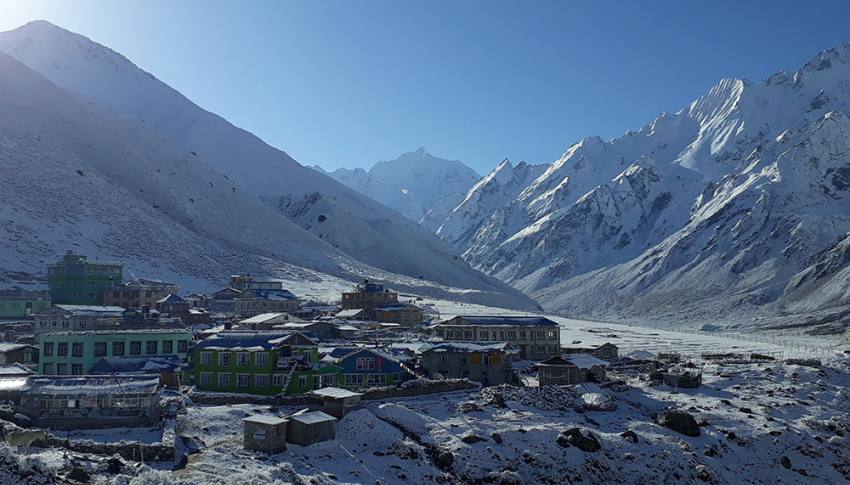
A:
[318,147,481,228]
[437,43,850,331]
[0,21,539,311]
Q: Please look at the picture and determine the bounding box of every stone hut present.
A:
[286,411,337,446]
[243,415,288,453]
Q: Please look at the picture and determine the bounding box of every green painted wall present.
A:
[0,296,51,318]
[47,253,123,305]
[38,329,192,375]
[191,347,342,395]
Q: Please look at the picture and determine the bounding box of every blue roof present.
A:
[89,356,185,374]
[445,315,558,327]
[248,289,297,300]
[192,332,292,351]
[157,293,186,304]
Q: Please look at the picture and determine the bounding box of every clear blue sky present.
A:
[3,0,850,173]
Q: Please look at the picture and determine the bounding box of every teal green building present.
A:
[0,289,51,318]
[37,328,192,375]
[47,251,123,305]
[191,331,342,395]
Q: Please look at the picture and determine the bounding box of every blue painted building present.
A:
[324,347,411,389]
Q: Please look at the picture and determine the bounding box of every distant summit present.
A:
[320,149,481,227]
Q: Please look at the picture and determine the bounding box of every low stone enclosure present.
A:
[0,418,177,462]
[187,378,478,406]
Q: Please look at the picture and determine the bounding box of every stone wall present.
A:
[186,379,478,405]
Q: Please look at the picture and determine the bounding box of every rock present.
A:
[67,466,91,483]
[769,430,782,436]
[105,457,123,474]
[458,402,482,413]
[434,450,454,469]
[781,456,792,469]
[461,433,485,444]
[695,465,712,482]
[725,431,736,441]
[556,427,601,452]
[655,410,701,437]
[491,432,503,444]
[620,430,639,443]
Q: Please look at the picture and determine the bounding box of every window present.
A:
[146,341,158,354]
[547,330,557,340]
[162,341,173,353]
[255,352,268,366]
[519,330,527,340]
[480,330,489,340]
[62,321,69,328]
[536,345,545,355]
[94,342,107,357]
[43,342,54,357]
[57,343,68,357]
[219,352,231,366]
[200,372,212,385]
[237,352,249,367]
[218,373,231,387]
[272,374,284,386]
[177,340,188,353]
[112,342,125,356]
[56,363,68,375]
[200,351,212,366]
[42,363,53,374]
[130,341,142,355]
[367,374,381,386]
[345,374,365,386]
[298,375,307,388]
[506,330,517,340]
[459,354,468,365]
[237,374,250,387]
[464,331,473,340]
[71,364,83,375]
[23,350,32,363]
[356,357,375,370]
[536,330,545,340]
[483,353,491,366]
[255,374,270,388]
[71,342,83,357]
[440,353,448,364]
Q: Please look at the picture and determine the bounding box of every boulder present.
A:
[491,432,503,444]
[434,450,454,469]
[781,455,792,469]
[66,466,91,483]
[620,430,638,444]
[655,410,701,437]
[461,433,485,444]
[556,427,601,452]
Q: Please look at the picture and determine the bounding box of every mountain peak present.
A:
[414,146,429,156]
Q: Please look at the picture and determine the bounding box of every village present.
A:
[0,251,848,483]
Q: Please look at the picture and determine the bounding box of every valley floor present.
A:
[3,295,848,484]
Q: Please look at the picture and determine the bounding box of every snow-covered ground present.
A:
[3,297,847,484]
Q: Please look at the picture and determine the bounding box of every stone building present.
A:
[0,288,51,319]
[432,315,561,360]
[243,414,288,453]
[420,342,518,386]
[340,280,398,311]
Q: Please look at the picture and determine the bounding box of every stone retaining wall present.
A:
[187,379,478,405]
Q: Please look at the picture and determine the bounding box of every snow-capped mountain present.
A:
[437,43,850,331]
[0,21,539,311]
[317,148,480,228]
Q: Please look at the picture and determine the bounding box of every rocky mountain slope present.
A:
[0,21,538,310]
[436,44,850,331]
[318,147,480,228]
